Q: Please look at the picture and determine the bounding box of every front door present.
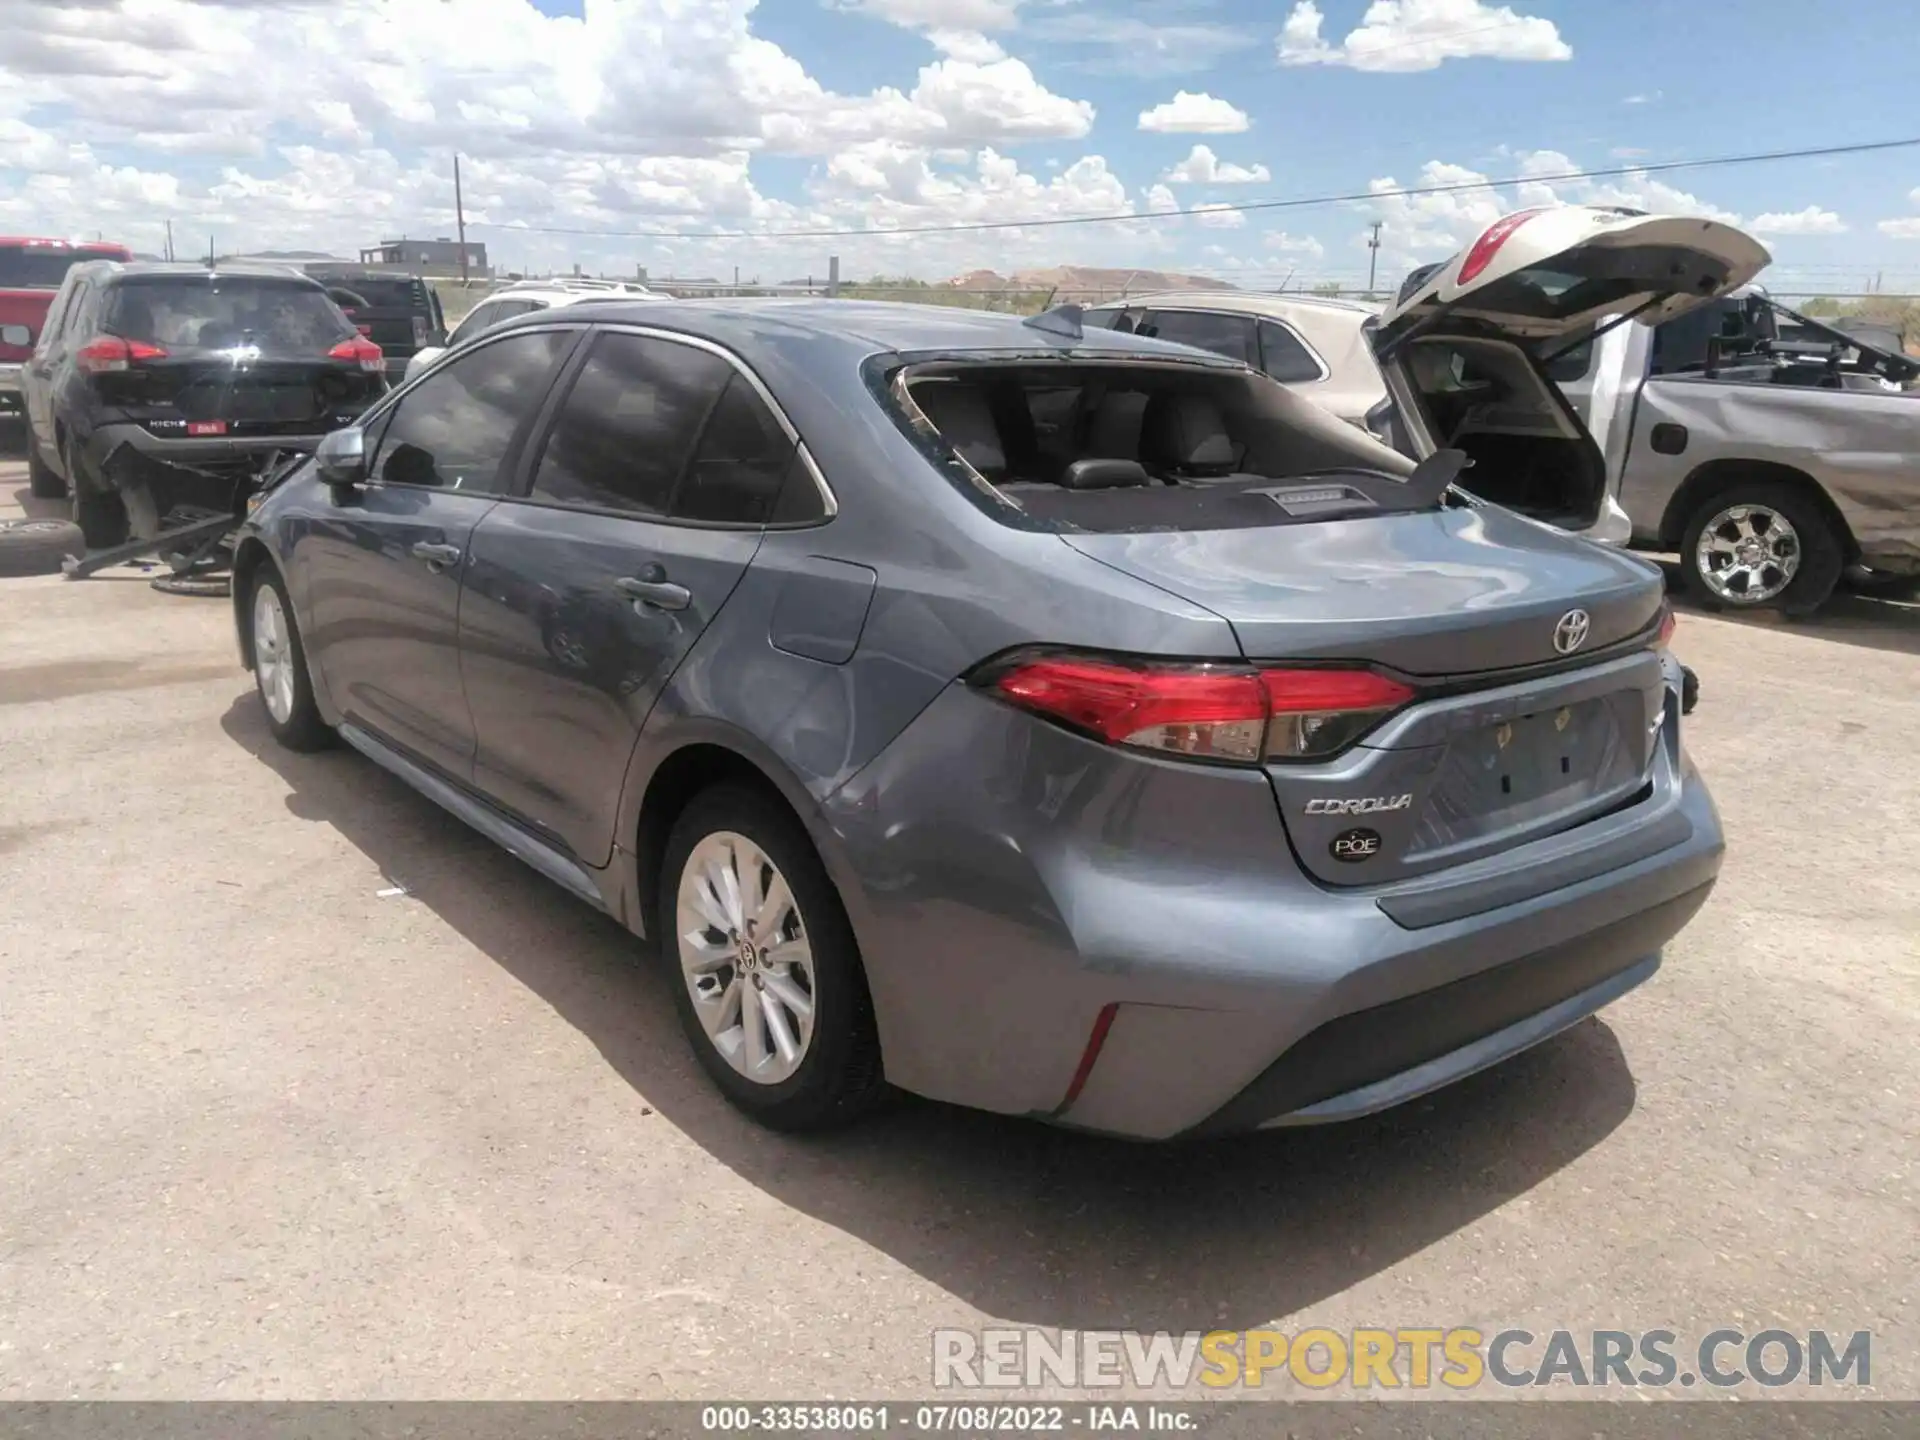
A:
[299,327,577,778]
[460,329,800,866]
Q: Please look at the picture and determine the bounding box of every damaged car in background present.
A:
[1375,206,1920,613]
[21,260,386,557]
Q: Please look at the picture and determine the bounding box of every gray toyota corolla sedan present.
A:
[232,292,1724,1140]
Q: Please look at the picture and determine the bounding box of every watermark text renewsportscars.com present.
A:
[932,1327,1873,1392]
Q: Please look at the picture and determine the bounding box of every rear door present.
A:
[459,328,799,865]
[299,327,578,778]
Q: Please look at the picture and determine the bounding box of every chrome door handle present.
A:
[410,541,462,571]
[615,574,692,611]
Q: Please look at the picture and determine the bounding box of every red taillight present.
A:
[328,335,384,373]
[75,334,168,374]
[1259,667,1416,759]
[987,656,1414,763]
[1655,602,1677,649]
[354,323,373,337]
[1457,208,1548,286]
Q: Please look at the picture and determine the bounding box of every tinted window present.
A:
[1144,310,1256,365]
[529,332,730,517]
[105,278,353,353]
[1543,337,1594,383]
[1257,320,1324,384]
[370,331,569,493]
[0,246,116,289]
[676,374,800,524]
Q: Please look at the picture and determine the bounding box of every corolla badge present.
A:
[1305,794,1412,816]
[1553,608,1592,655]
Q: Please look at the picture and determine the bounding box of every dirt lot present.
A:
[1,451,1916,1401]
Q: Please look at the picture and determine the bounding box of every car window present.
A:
[38,283,78,353]
[448,302,503,347]
[1257,320,1324,384]
[369,330,571,493]
[675,373,801,525]
[104,278,352,354]
[1543,337,1595,383]
[528,332,731,517]
[1143,310,1256,365]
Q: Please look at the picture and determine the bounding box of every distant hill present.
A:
[943,266,1238,297]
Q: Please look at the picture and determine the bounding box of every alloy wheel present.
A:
[1694,503,1802,604]
[252,583,297,725]
[675,831,817,1086]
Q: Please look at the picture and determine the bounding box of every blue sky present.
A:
[3,0,1918,290]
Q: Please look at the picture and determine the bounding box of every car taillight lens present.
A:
[1457,208,1547,285]
[328,335,384,373]
[1260,667,1417,759]
[75,335,168,373]
[985,656,1415,764]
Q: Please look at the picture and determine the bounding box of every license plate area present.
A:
[1408,695,1644,855]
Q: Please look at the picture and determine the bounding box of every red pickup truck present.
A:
[1,236,134,425]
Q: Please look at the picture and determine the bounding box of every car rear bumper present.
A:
[86,423,335,469]
[823,674,1721,1141]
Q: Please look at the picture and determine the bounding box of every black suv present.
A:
[21,262,388,547]
[303,265,447,383]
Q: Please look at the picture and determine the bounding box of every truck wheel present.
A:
[0,518,86,577]
[64,438,128,550]
[26,439,66,499]
[1679,481,1843,617]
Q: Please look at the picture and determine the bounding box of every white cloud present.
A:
[1161,144,1270,185]
[1193,202,1246,229]
[928,30,1008,63]
[836,0,1023,29]
[1749,206,1847,236]
[1278,0,1571,73]
[1025,12,1261,78]
[1143,183,1180,214]
[1879,218,1920,239]
[1609,146,1650,159]
[1622,91,1662,105]
[1265,230,1326,257]
[1137,90,1249,134]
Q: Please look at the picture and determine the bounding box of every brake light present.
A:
[328,335,384,373]
[1457,208,1548,286]
[75,334,168,374]
[986,656,1415,763]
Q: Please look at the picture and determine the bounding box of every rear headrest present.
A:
[913,382,1006,477]
[1085,391,1148,460]
[1141,393,1236,473]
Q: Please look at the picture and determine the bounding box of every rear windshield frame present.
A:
[866,350,1422,536]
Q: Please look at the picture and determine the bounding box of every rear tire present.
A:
[26,439,65,499]
[1679,481,1843,617]
[659,785,886,1132]
[64,438,128,550]
[247,566,333,752]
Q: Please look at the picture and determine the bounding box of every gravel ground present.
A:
[0,451,1914,1403]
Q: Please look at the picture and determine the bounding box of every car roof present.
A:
[1086,290,1383,319]
[85,261,326,286]
[498,296,1229,362]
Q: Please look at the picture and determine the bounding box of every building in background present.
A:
[358,238,490,279]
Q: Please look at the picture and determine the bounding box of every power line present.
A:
[460,135,1920,243]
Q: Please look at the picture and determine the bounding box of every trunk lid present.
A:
[1377,206,1771,346]
[92,351,382,436]
[1062,504,1664,674]
[1062,510,1669,886]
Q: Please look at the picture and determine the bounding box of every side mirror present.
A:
[315,427,367,488]
[1,324,30,348]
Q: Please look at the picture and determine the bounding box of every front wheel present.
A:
[248,567,333,752]
[1679,482,1843,616]
[660,786,886,1132]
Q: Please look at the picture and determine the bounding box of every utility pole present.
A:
[454,153,469,286]
[1366,221,1383,297]
[165,219,174,262]
[827,255,840,299]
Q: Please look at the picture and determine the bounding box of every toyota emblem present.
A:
[1553,609,1592,655]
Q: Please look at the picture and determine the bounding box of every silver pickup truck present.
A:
[1373,211,1920,615]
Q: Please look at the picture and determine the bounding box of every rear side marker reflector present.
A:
[1055,1002,1119,1114]
[985,655,1415,764]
